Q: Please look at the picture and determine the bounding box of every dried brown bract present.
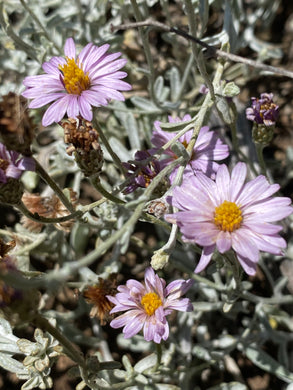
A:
[84,274,118,325]
[21,189,78,232]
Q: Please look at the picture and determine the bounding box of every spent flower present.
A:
[246,93,279,126]
[22,38,131,126]
[107,267,193,343]
[165,162,292,275]
[151,115,229,182]
[122,150,166,194]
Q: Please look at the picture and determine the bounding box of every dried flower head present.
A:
[0,92,36,155]
[22,37,132,126]
[246,93,279,126]
[21,189,78,232]
[61,117,104,177]
[84,274,117,325]
[123,150,167,194]
[107,267,193,343]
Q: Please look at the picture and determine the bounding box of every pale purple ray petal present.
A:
[64,37,76,58]
[67,95,80,118]
[236,254,257,275]
[78,96,93,121]
[28,92,66,108]
[229,162,247,202]
[216,230,232,253]
[81,90,107,106]
[232,230,259,263]
[42,96,70,126]
[194,245,215,273]
[215,164,230,202]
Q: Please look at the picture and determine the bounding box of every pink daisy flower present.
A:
[107,267,193,343]
[151,115,229,182]
[165,162,292,275]
[22,38,132,126]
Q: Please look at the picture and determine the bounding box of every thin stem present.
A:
[34,159,75,213]
[91,114,126,174]
[91,177,125,204]
[33,313,85,367]
[154,343,162,371]
[19,0,62,54]
[255,144,267,175]
[112,19,293,79]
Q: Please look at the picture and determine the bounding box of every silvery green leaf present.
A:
[223,0,239,52]
[153,385,181,390]
[131,96,158,112]
[171,142,190,161]
[0,354,28,376]
[192,345,212,361]
[168,67,181,102]
[154,76,164,99]
[122,354,133,374]
[117,334,152,352]
[134,353,157,373]
[199,0,209,34]
[222,82,240,97]
[159,118,194,132]
[0,318,19,345]
[70,223,91,258]
[136,373,148,384]
[207,382,248,390]
[125,112,141,150]
[244,345,293,383]
[105,137,131,161]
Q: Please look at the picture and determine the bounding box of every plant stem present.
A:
[91,114,126,174]
[91,177,125,204]
[255,143,267,175]
[34,159,75,213]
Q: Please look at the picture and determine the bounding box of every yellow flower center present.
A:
[0,159,9,172]
[214,200,242,232]
[58,57,90,95]
[141,292,162,316]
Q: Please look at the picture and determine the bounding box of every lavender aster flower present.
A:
[246,93,279,126]
[151,115,229,182]
[122,150,163,194]
[22,38,131,126]
[107,267,193,343]
[165,162,292,275]
[0,142,35,183]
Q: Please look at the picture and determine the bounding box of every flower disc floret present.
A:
[165,162,292,275]
[107,267,193,343]
[214,200,242,232]
[59,58,90,95]
[22,37,132,127]
[141,292,162,316]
